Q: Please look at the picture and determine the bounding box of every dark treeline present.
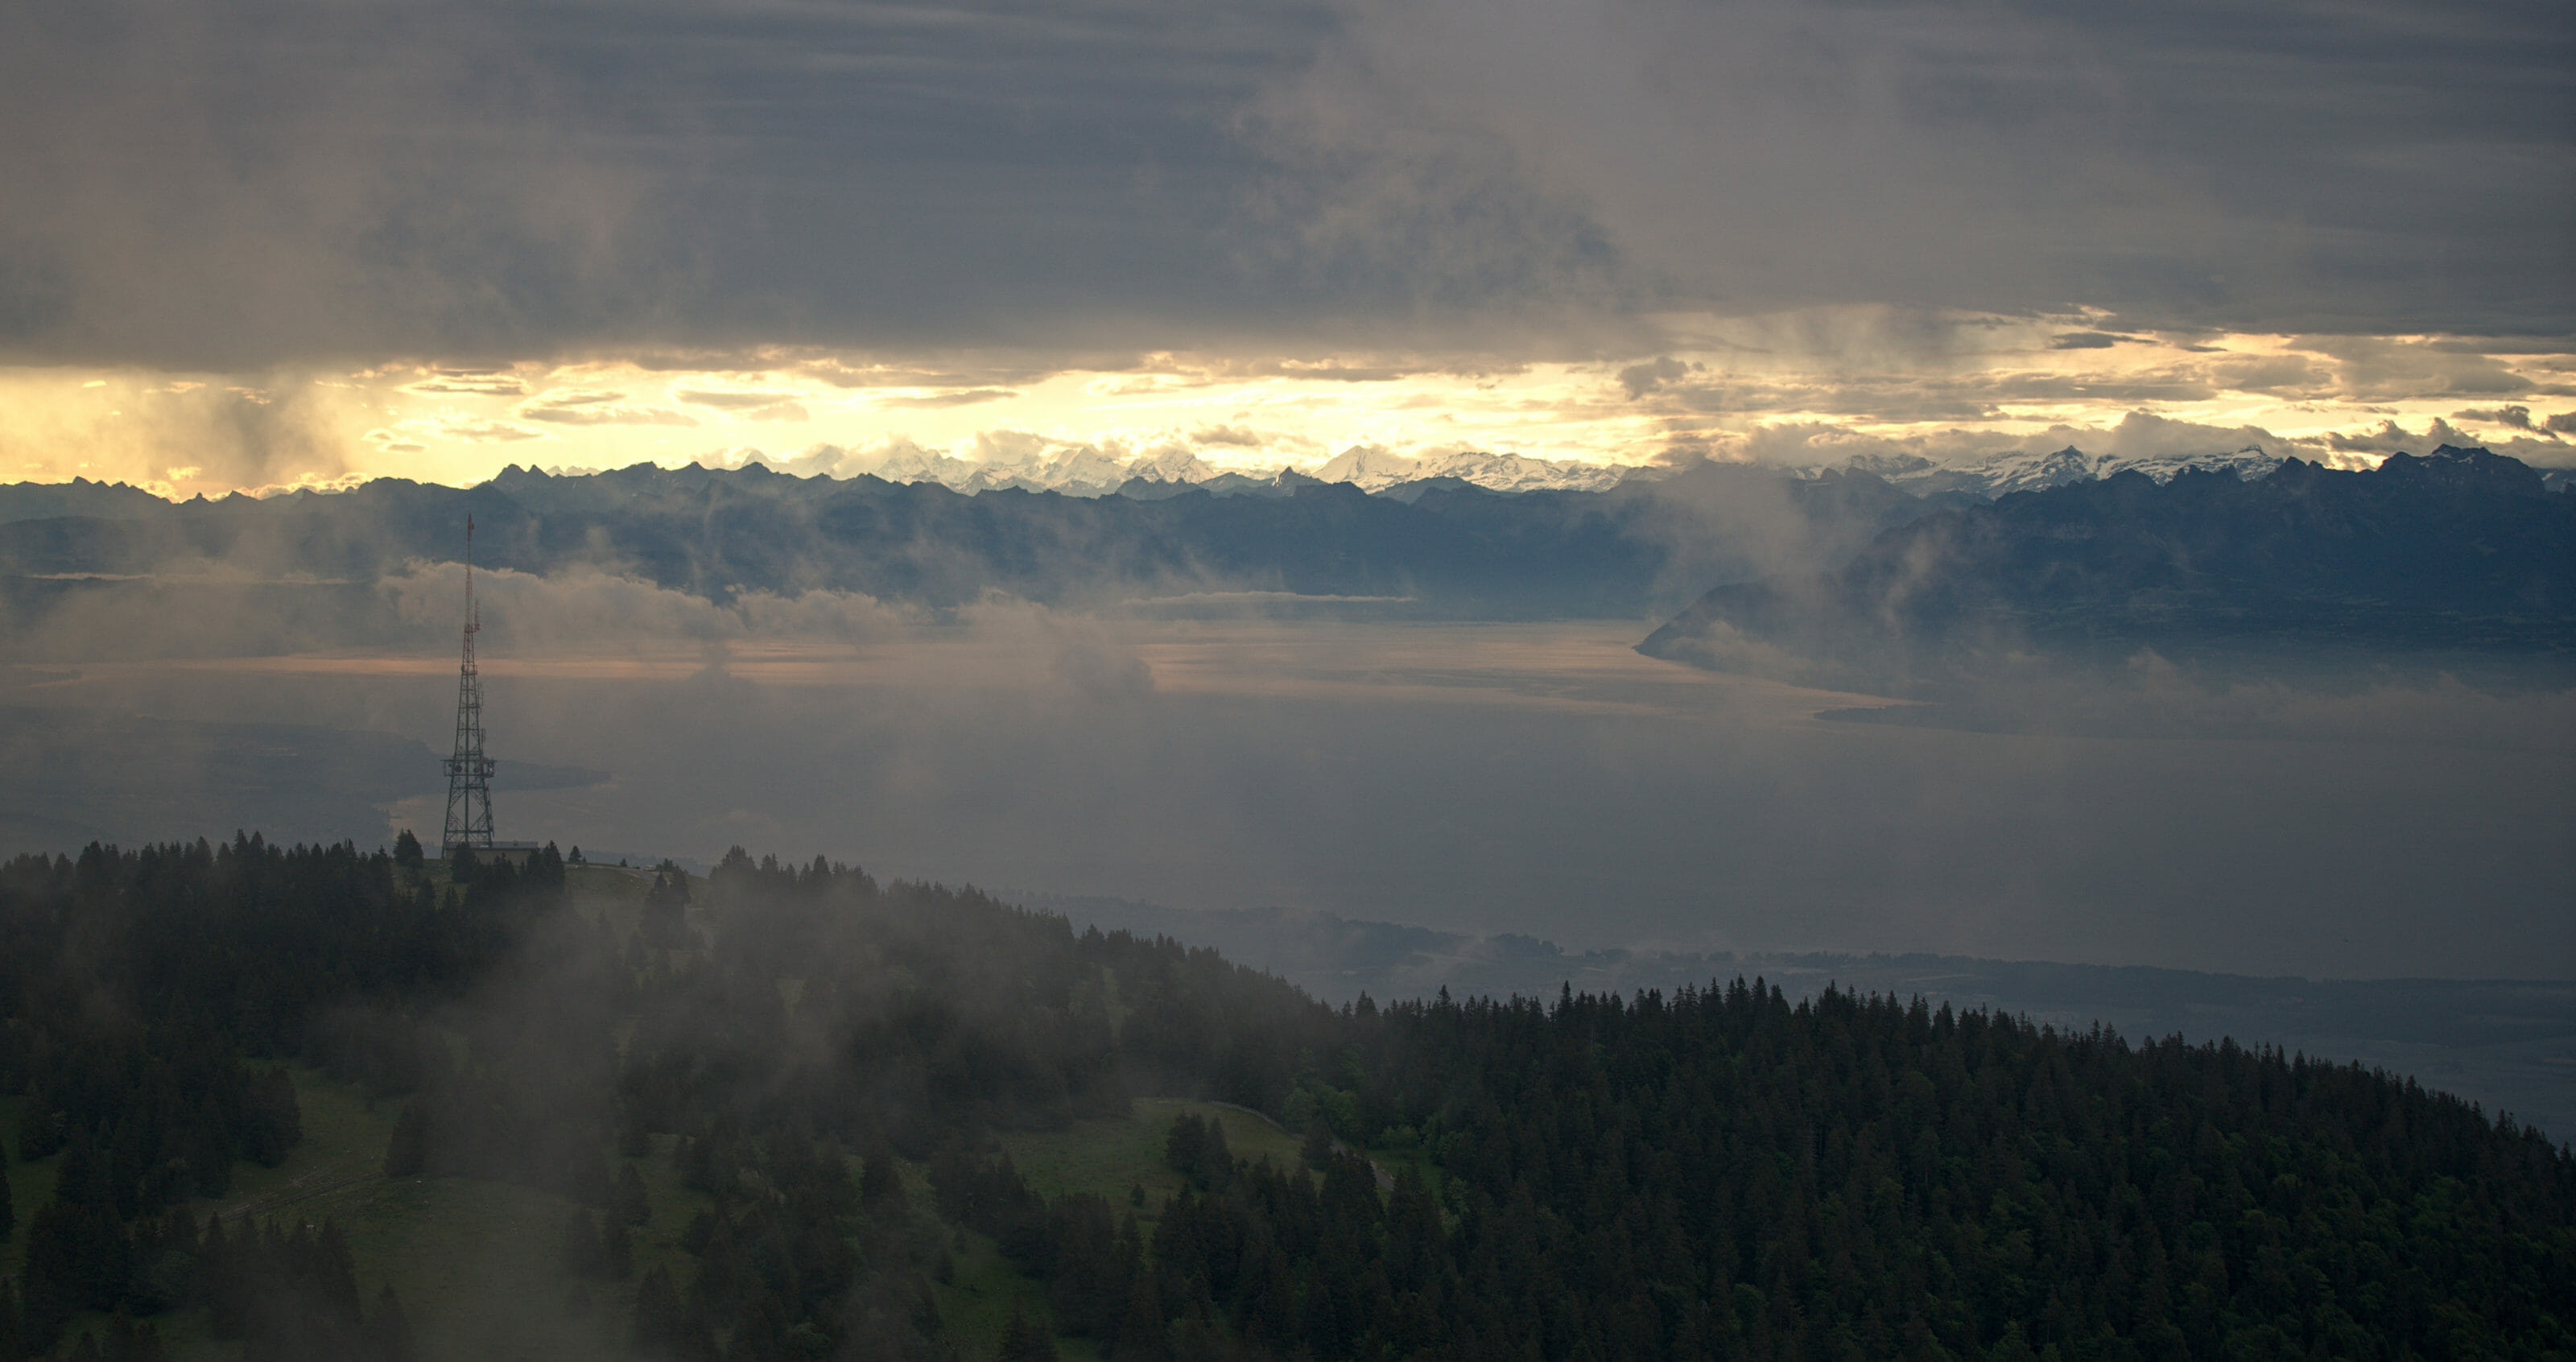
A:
[0,834,559,1352]
[3,837,2571,1360]
[1347,985,2574,1360]
[931,986,2576,1361]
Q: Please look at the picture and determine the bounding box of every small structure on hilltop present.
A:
[440,515,544,864]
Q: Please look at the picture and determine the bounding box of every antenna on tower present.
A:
[441,515,497,855]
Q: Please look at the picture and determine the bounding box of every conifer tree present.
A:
[361,1284,415,1362]
[557,1208,604,1277]
[632,1265,684,1356]
[0,1279,24,1362]
[102,1314,162,1362]
[861,1149,902,1209]
[998,1308,1061,1362]
[239,1070,302,1167]
[615,1162,650,1225]
[602,1215,634,1281]
[15,1104,64,1163]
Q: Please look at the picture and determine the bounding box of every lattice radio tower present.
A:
[441,515,497,852]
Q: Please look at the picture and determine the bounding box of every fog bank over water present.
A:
[4,616,2567,982]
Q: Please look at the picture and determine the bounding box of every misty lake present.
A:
[5,616,2570,980]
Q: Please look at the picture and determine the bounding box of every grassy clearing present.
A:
[1359,1137,1452,1213]
[10,1063,724,1362]
[997,1098,1304,1223]
[923,1098,1308,1361]
[287,1106,718,1362]
[931,1224,1099,1362]
[6,1010,1319,1360]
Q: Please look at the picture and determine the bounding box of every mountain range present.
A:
[1838,444,2288,499]
[3,444,2568,668]
[0,458,1943,638]
[1639,444,2576,685]
[15,440,2508,527]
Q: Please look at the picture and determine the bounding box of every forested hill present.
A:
[2,837,2570,1360]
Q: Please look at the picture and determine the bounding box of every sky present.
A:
[2,0,2570,497]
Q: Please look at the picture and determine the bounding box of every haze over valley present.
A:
[2,0,2570,1356]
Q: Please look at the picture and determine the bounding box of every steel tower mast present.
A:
[440,516,497,852]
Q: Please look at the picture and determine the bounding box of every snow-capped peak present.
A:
[1839,445,2282,500]
[1312,446,1423,491]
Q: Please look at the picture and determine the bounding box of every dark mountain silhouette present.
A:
[0,459,1942,621]
[1639,445,2576,680]
[0,476,184,524]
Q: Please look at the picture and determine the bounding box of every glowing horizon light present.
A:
[0,314,2566,500]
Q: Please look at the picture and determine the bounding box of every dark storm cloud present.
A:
[1277,0,2573,336]
[1619,356,1695,398]
[0,0,2565,369]
[0,0,1335,367]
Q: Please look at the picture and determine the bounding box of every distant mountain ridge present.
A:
[1833,444,2288,500]
[1641,444,2576,681]
[6,444,2564,648]
[0,475,200,524]
[9,440,2542,522]
[0,457,1947,634]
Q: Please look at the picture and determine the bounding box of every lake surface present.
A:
[5,617,2570,980]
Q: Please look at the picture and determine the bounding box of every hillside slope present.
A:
[2,836,2570,1360]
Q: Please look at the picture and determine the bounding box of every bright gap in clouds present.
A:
[0,312,2570,499]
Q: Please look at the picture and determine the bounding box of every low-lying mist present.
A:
[2,558,2567,983]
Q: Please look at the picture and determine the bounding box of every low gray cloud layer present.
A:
[1,0,2565,369]
[7,614,2567,981]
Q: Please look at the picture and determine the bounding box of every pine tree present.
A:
[239,1070,302,1167]
[382,1104,429,1178]
[20,1193,132,1336]
[316,1220,363,1325]
[558,1208,604,1277]
[0,1278,25,1362]
[998,1308,1062,1362]
[102,1314,163,1362]
[15,1104,65,1164]
[861,1149,902,1209]
[362,1284,415,1362]
[615,1162,651,1225]
[730,1292,791,1362]
[602,1215,634,1282]
[203,1215,246,1339]
[618,1106,652,1159]
[1115,1265,1169,1361]
[632,1265,684,1356]
[1299,1119,1334,1172]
